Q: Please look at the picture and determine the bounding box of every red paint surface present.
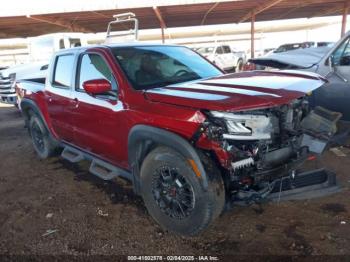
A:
[82,79,111,94]
[21,46,326,171]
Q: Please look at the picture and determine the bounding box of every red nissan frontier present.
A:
[17,43,340,236]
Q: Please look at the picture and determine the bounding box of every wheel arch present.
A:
[235,58,244,72]
[128,125,209,194]
[20,98,56,139]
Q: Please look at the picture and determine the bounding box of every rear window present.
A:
[53,54,75,88]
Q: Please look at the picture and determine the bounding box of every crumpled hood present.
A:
[249,47,331,69]
[144,70,326,112]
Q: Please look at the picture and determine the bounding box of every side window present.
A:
[223,46,231,53]
[332,37,350,66]
[78,53,118,94]
[52,54,75,88]
[216,46,223,54]
[59,39,65,49]
[69,38,82,48]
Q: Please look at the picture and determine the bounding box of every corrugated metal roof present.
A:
[0,0,348,38]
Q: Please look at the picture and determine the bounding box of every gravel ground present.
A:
[0,103,349,258]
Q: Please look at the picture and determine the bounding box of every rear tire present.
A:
[140,146,225,236]
[235,59,243,72]
[29,115,58,159]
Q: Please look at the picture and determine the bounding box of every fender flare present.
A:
[128,125,209,194]
[20,98,53,137]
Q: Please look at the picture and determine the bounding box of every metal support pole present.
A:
[341,2,349,37]
[251,12,255,59]
[153,6,166,43]
[161,27,165,43]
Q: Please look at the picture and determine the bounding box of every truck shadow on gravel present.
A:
[189,238,240,253]
[281,221,313,255]
[50,158,147,214]
[320,203,347,216]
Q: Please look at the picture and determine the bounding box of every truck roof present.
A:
[54,42,179,55]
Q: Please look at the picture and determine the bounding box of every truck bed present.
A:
[16,78,46,108]
[17,78,46,93]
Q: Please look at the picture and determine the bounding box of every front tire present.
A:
[29,115,58,159]
[140,146,225,236]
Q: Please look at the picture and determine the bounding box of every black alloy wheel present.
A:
[140,146,225,236]
[28,114,58,159]
[31,120,45,153]
[152,165,195,219]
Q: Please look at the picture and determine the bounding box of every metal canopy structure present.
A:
[0,0,349,56]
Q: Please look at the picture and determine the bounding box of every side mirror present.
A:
[83,79,111,95]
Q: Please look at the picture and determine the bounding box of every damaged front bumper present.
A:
[230,168,340,207]
[199,103,344,206]
[267,168,340,202]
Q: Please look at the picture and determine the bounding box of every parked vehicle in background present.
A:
[0,33,87,104]
[1,62,47,104]
[231,48,247,71]
[249,31,350,121]
[197,44,246,72]
[311,41,335,48]
[17,41,340,235]
[263,48,276,55]
[273,41,334,53]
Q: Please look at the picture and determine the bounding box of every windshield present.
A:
[274,43,311,53]
[111,46,222,90]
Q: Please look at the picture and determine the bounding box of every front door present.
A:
[70,52,126,167]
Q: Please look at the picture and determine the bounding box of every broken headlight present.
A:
[210,111,273,140]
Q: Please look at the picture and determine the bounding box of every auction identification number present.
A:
[128,256,219,261]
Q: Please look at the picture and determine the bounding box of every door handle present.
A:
[73,98,79,108]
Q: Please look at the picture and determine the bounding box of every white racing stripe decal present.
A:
[147,88,229,100]
[201,76,324,93]
[167,82,281,98]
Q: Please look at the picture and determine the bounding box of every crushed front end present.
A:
[195,98,341,205]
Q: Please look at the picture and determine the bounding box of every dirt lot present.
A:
[0,103,349,257]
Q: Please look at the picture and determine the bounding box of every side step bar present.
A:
[61,145,132,181]
[61,146,84,163]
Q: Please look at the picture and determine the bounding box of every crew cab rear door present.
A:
[45,53,76,142]
[71,51,126,166]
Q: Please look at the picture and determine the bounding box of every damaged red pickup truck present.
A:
[17,44,340,236]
